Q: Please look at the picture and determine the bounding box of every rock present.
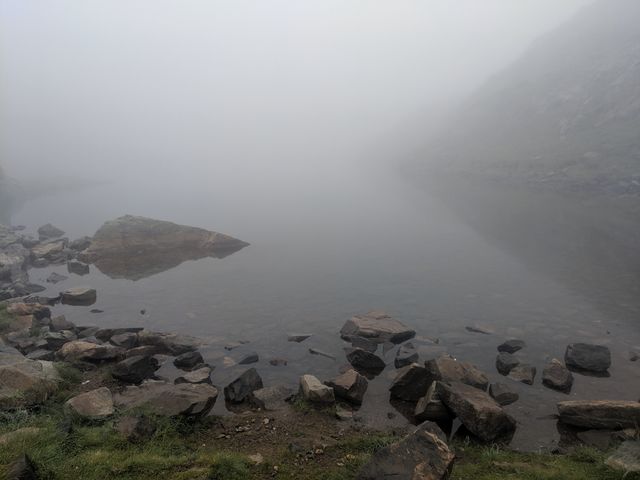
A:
[426,354,489,390]
[46,272,68,284]
[50,315,75,332]
[115,380,218,417]
[507,364,536,385]
[60,287,97,306]
[287,333,312,343]
[325,369,368,405]
[37,224,65,240]
[77,326,100,338]
[224,368,264,403]
[250,385,294,410]
[498,339,526,353]
[25,349,54,361]
[57,340,123,363]
[96,327,144,342]
[465,325,493,335]
[299,374,335,405]
[110,332,138,349]
[173,351,204,370]
[31,239,67,262]
[489,383,519,406]
[557,400,640,429]
[565,343,611,373]
[68,236,92,251]
[542,359,574,393]
[0,354,60,408]
[605,440,640,473]
[238,352,259,365]
[357,421,455,480]
[346,348,385,374]
[112,355,159,384]
[67,260,90,276]
[115,415,156,443]
[576,430,627,451]
[345,335,378,353]
[414,382,451,422]
[6,454,39,480]
[124,345,163,358]
[175,366,212,385]
[269,357,288,366]
[437,381,517,443]
[394,343,418,368]
[6,303,50,320]
[496,352,520,376]
[308,348,336,360]
[43,330,76,350]
[0,243,29,285]
[137,330,199,355]
[389,363,432,402]
[248,453,264,466]
[65,387,114,419]
[340,311,415,344]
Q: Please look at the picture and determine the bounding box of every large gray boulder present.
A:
[565,343,611,373]
[325,369,368,405]
[426,354,489,390]
[111,355,159,384]
[357,421,455,480]
[340,311,415,345]
[224,368,264,403]
[389,363,432,402]
[557,400,640,429]
[65,387,114,419]
[0,353,60,408]
[437,381,517,443]
[414,382,451,422]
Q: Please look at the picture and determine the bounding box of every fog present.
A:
[1,0,591,186]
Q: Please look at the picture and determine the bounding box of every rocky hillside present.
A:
[415,0,640,196]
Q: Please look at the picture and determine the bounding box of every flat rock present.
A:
[507,364,536,385]
[308,348,336,360]
[437,381,517,443]
[60,287,97,306]
[557,400,640,429]
[299,374,335,404]
[565,343,611,373]
[65,387,114,419]
[489,383,519,406]
[346,348,385,374]
[57,340,123,363]
[389,363,432,402]
[426,354,489,390]
[542,359,574,393]
[415,382,451,422]
[173,351,204,370]
[357,421,455,480]
[497,339,526,354]
[175,366,212,385]
[394,343,418,368]
[112,355,159,384]
[340,311,415,345]
[250,385,294,410]
[224,368,264,403]
[325,369,368,405]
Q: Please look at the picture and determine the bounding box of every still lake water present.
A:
[9,164,640,450]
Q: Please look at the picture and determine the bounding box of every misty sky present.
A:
[0,0,592,182]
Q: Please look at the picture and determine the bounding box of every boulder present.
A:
[250,385,294,410]
[43,331,76,350]
[26,349,54,362]
[115,415,156,443]
[60,287,97,306]
[67,260,90,276]
[489,383,519,406]
[389,363,432,402]
[57,340,123,363]
[557,400,640,429]
[357,421,455,480]
[110,332,138,349]
[125,345,164,358]
[269,357,288,366]
[31,239,67,262]
[497,339,526,354]
[507,364,536,385]
[175,366,212,385]
[308,348,336,360]
[340,311,415,344]
[344,335,378,353]
[325,369,368,405]
[0,243,29,284]
[414,382,451,422]
[224,368,264,403]
[37,224,65,240]
[114,380,218,417]
[299,374,335,405]
[173,351,203,370]
[0,354,60,408]
[437,381,517,443]
[542,359,574,393]
[65,387,114,419]
[496,352,520,376]
[395,343,418,368]
[50,315,75,332]
[6,303,50,320]
[346,348,385,374]
[112,355,159,384]
[137,330,199,355]
[565,343,611,373]
[426,354,489,390]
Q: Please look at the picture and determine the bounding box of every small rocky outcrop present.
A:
[224,368,264,404]
[426,354,489,390]
[414,382,451,422]
[60,287,97,306]
[250,385,294,410]
[389,363,432,402]
[346,348,385,375]
[565,343,611,373]
[542,359,574,393]
[437,381,517,443]
[340,311,415,344]
[394,343,418,368]
[507,364,536,385]
[357,421,455,480]
[299,374,335,404]
[497,339,525,354]
[173,351,204,370]
[111,355,159,384]
[65,387,114,419]
[325,369,368,405]
[496,352,520,376]
[489,383,519,406]
[557,400,640,429]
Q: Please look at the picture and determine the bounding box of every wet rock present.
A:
[344,335,378,353]
[60,287,97,306]
[137,330,199,355]
[115,380,218,417]
[0,243,30,285]
[68,236,92,251]
[250,385,294,410]
[489,383,519,406]
[496,352,520,376]
[57,340,123,363]
[67,260,90,276]
[45,272,68,284]
[299,374,335,405]
[238,352,259,365]
[357,421,455,480]
[437,381,517,443]
[224,368,264,404]
[394,342,418,368]
[557,400,640,429]
[6,454,40,480]
[115,415,156,443]
[340,311,415,345]
[112,355,159,384]
[50,315,75,332]
[65,387,114,419]
[269,357,288,366]
[175,366,212,385]
[109,332,138,349]
[498,339,526,354]
[542,359,574,393]
[308,348,336,360]
[346,348,385,374]
[287,333,312,343]
[325,369,368,405]
[37,224,65,240]
[426,354,489,390]
[414,382,451,422]
[173,351,204,370]
[605,440,640,474]
[508,364,536,385]
[125,345,163,358]
[389,363,432,402]
[565,343,611,373]
[0,354,60,408]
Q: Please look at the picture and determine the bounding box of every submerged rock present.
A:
[496,352,520,376]
[67,260,90,276]
[65,387,114,419]
[542,359,574,393]
[346,348,385,375]
[565,343,611,373]
[340,311,415,345]
[557,400,640,429]
[137,330,199,356]
[175,366,212,385]
[395,342,418,368]
[287,333,312,343]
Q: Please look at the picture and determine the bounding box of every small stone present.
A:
[309,348,336,360]
[542,359,573,393]
[508,364,536,385]
[497,339,526,354]
[38,223,65,240]
[299,374,335,404]
[489,382,519,406]
[269,357,288,366]
[340,311,415,344]
[346,348,385,374]
[565,343,611,373]
[67,260,90,276]
[250,385,293,410]
[46,272,68,284]
[496,352,520,375]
